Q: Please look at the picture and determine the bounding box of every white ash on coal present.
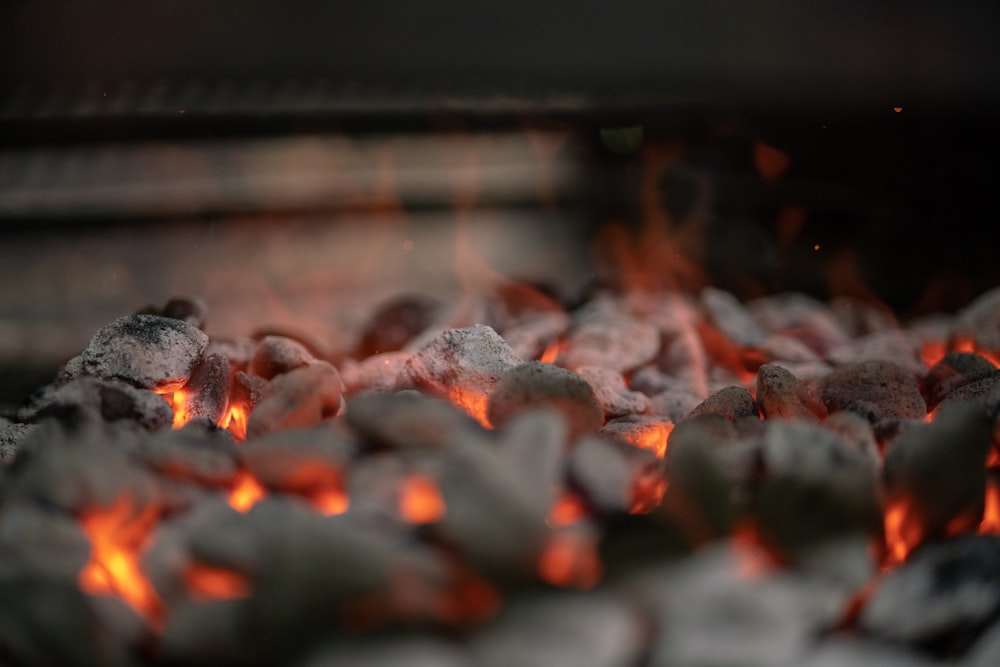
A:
[4,285,1000,666]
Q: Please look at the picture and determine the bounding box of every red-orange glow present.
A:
[228,470,266,513]
[883,498,922,568]
[169,389,190,428]
[539,339,566,364]
[921,340,948,368]
[620,422,673,458]
[547,493,588,527]
[951,338,1000,368]
[447,387,492,429]
[730,521,776,578]
[697,322,758,385]
[893,106,903,113]
[221,404,249,441]
[309,487,350,516]
[752,140,791,180]
[630,476,668,514]
[184,562,251,601]
[78,497,163,625]
[988,449,1000,469]
[537,531,603,590]
[980,481,1000,534]
[399,474,446,524]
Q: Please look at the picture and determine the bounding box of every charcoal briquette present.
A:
[576,365,650,419]
[248,335,317,380]
[755,364,828,422]
[685,385,758,421]
[817,360,926,423]
[178,353,231,425]
[487,361,603,439]
[246,362,345,438]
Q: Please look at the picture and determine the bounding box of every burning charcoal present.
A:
[827,330,925,377]
[339,351,411,396]
[177,352,231,425]
[494,409,567,514]
[701,286,766,347]
[246,362,345,438]
[936,371,1000,416]
[232,369,266,410]
[646,387,702,423]
[600,414,674,458]
[19,376,174,431]
[159,598,254,667]
[432,441,548,578]
[400,324,523,424]
[756,334,823,364]
[248,334,316,380]
[239,427,353,499]
[925,351,998,409]
[0,505,91,579]
[557,301,660,373]
[487,362,603,439]
[205,336,257,371]
[469,592,642,667]
[0,417,33,465]
[859,534,1000,657]
[754,420,882,558]
[78,313,209,392]
[882,401,993,551]
[685,385,758,421]
[137,423,239,486]
[301,638,468,667]
[0,577,137,667]
[576,365,649,419]
[828,296,898,336]
[501,310,570,362]
[3,428,162,512]
[800,638,939,667]
[634,544,843,667]
[356,294,441,359]
[568,436,642,515]
[347,393,485,450]
[747,292,850,352]
[755,364,828,421]
[821,411,880,466]
[161,296,210,329]
[966,618,1000,667]
[954,285,1000,351]
[817,360,926,423]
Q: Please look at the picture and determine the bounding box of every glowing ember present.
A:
[399,474,446,524]
[222,404,249,441]
[630,476,668,514]
[539,340,565,364]
[78,496,163,624]
[883,499,922,567]
[620,422,673,458]
[447,387,492,429]
[537,531,603,590]
[951,338,1000,367]
[309,487,350,516]
[184,562,251,601]
[546,493,588,527]
[920,340,948,368]
[169,389,190,428]
[229,470,267,513]
[980,481,1000,534]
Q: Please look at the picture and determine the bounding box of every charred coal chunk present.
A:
[79,314,209,392]
[568,435,646,515]
[356,294,441,359]
[557,300,660,373]
[19,376,173,432]
[138,296,210,330]
[827,330,925,377]
[339,351,411,397]
[685,386,758,421]
[493,409,567,515]
[248,335,316,380]
[860,535,1000,658]
[488,362,603,439]
[0,417,32,465]
[238,427,354,496]
[138,423,240,486]
[882,401,993,549]
[576,365,650,419]
[925,352,998,410]
[346,393,484,451]
[401,324,523,423]
[755,364,828,422]
[246,362,345,439]
[178,353,231,425]
[817,360,926,423]
[936,371,1000,417]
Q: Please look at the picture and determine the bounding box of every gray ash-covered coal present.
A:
[3,285,1000,666]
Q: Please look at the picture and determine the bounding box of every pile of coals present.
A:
[3,285,1000,667]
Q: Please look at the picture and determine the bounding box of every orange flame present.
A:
[539,339,566,365]
[399,474,446,524]
[169,389,190,428]
[78,497,163,625]
[619,422,673,458]
[537,531,603,590]
[228,470,266,513]
[980,481,1000,534]
[920,340,948,368]
[883,498,923,568]
[221,404,249,441]
[184,562,251,601]
[547,493,588,527]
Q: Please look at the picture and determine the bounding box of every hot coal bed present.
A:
[3,280,1000,667]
